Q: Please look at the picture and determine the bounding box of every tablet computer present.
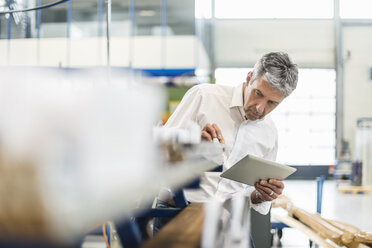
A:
[220,154,296,186]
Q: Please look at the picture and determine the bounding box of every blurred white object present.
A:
[212,138,226,165]
[201,198,226,248]
[0,67,166,242]
[201,193,251,248]
[153,121,225,165]
[0,67,221,244]
[153,121,201,145]
[227,193,251,248]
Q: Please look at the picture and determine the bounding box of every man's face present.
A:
[243,73,285,121]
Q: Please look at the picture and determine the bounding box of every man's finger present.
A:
[203,124,217,139]
[268,179,284,189]
[212,123,225,144]
[255,180,283,198]
[201,130,213,142]
[256,182,281,196]
[256,187,275,201]
[266,179,284,195]
[259,179,278,191]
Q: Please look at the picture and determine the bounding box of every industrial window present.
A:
[214,0,333,19]
[215,68,336,165]
[340,0,372,19]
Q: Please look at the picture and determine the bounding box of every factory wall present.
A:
[214,19,334,68]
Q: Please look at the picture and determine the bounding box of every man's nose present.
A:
[256,102,265,114]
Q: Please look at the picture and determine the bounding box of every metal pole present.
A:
[97,0,103,37]
[106,0,111,67]
[210,0,216,82]
[36,0,41,65]
[334,0,344,160]
[66,0,71,68]
[129,0,135,69]
[161,0,167,69]
[97,0,103,65]
[194,0,199,71]
[7,0,11,65]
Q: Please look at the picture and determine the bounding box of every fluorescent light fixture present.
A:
[139,10,156,17]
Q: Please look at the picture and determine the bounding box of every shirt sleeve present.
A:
[165,85,203,129]
[248,127,279,215]
[265,134,278,161]
[243,186,271,215]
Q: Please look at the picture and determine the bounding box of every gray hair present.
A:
[251,52,298,97]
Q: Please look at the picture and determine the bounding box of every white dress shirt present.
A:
[165,83,278,215]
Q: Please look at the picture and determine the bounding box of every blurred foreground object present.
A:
[0,67,220,247]
[0,67,167,245]
[272,195,372,247]
[201,193,251,248]
[153,121,225,165]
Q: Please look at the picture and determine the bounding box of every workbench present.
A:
[141,203,204,248]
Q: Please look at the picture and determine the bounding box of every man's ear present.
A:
[246,72,253,86]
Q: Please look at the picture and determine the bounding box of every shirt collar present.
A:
[229,83,244,108]
[230,83,266,122]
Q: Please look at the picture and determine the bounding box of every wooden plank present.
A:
[350,242,370,248]
[141,203,204,248]
[337,185,372,194]
[271,212,336,248]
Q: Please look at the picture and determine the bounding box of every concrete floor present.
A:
[272,180,372,247]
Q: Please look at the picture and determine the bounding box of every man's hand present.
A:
[253,179,284,202]
[201,123,225,144]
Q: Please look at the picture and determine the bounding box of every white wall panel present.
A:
[39,38,68,67]
[0,41,8,65]
[70,37,107,67]
[0,36,208,69]
[8,39,39,66]
[214,19,334,68]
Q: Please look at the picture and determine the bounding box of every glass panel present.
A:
[275,98,336,114]
[215,0,333,19]
[340,0,372,19]
[308,131,336,147]
[168,0,194,35]
[111,0,130,37]
[308,148,335,164]
[310,98,336,113]
[70,0,102,38]
[308,114,335,131]
[215,68,251,86]
[293,69,336,98]
[40,1,68,38]
[277,146,335,165]
[135,0,161,36]
[0,0,37,39]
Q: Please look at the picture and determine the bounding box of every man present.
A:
[164,52,298,215]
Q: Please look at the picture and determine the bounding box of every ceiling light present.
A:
[139,10,156,17]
